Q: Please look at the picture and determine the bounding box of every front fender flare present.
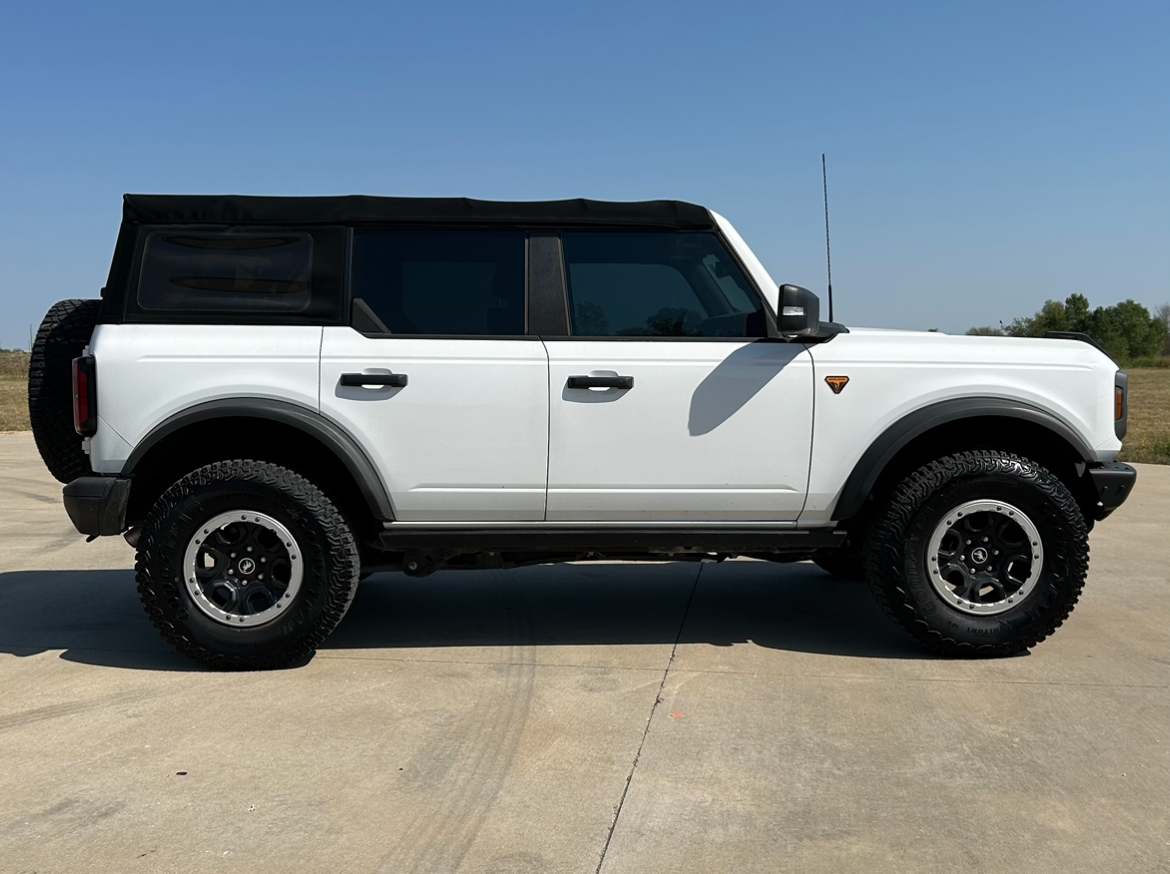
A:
[831,397,1095,522]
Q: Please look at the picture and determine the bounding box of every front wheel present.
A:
[135,460,360,670]
[865,451,1089,657]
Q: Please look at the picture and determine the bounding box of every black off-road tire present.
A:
[865,451,1089,658]
[28,298,102,483]
[135,460,360,670]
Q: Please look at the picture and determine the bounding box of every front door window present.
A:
[563,232,767,339]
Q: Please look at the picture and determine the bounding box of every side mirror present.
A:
[778,284,820,337]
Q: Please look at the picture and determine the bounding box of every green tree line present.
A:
[968,296,1169,360]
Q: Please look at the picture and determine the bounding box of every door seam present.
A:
[316,326,324,411]
[541,337,551,522]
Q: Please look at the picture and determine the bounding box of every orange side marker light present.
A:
[825,375,850,394]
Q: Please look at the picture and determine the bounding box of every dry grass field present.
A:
[0,351,29,432]
[1,350,1166,462]
[1118,367,1170,464]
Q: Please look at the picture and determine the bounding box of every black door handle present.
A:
[340,372,408,388]
[566,375,634,390]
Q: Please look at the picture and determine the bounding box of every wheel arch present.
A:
[121,398,394,530]
[832,398,1096,523]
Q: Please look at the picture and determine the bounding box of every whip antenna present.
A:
[822,153,835,323]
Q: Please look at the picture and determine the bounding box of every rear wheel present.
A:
[135,460,360,670]
[865,450,1088,657]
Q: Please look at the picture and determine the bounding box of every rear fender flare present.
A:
[121,398,395,520]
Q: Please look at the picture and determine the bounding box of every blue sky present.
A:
[1,0,1166,348]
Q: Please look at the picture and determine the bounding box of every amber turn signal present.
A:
[1115,385,1124,421]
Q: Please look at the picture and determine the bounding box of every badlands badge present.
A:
[825,376,850,394]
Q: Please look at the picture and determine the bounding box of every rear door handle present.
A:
[340,372,408,388]
[566,375,634,390]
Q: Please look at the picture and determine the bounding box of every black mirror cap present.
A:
[778,284,820,337]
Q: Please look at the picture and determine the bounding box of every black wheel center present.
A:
[928,500,1045,615]
[185,512,303,626]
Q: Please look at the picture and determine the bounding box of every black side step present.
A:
[376,527,845,554]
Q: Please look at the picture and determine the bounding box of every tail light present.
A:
[72,355,97,436]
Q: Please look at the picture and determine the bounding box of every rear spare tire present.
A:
[28,298,101,483]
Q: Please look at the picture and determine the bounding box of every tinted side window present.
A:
[138,231,313,313]
[562,233,765,337]
[352,231,525,335]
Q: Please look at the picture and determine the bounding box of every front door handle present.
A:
[566,375,634,390]
[340,372,408,388]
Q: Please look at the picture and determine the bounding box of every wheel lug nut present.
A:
[247,547,253,553]
[260,557,266,563]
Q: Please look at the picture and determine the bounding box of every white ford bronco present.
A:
[30,195,1136,669]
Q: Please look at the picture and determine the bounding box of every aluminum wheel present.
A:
[182,510,304,627]
[925,499,1044,616]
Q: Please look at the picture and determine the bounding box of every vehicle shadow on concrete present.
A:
[332,560,929,659]
[0,561,930,671]
[0,569,192,671]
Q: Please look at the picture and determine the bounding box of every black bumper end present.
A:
[1086,462,1137,521]
[62,476,132,537]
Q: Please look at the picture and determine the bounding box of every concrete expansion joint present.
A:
[594,564,703,874]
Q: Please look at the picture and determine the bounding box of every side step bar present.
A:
[376,527,845,554]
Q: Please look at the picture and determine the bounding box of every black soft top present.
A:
[122,194,715,229]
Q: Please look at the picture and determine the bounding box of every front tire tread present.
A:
[864,450,1089,658]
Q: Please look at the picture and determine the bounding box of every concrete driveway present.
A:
[1,431,1166,873]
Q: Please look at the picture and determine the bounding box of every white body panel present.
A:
[87,324,323,474]
[544,340,813,521]
[799,329,1123,525]
[83,214,1124,535]
[319,328,549,521]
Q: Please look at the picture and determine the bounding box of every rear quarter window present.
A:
[125,226,345,324]
[138,231,312,312]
